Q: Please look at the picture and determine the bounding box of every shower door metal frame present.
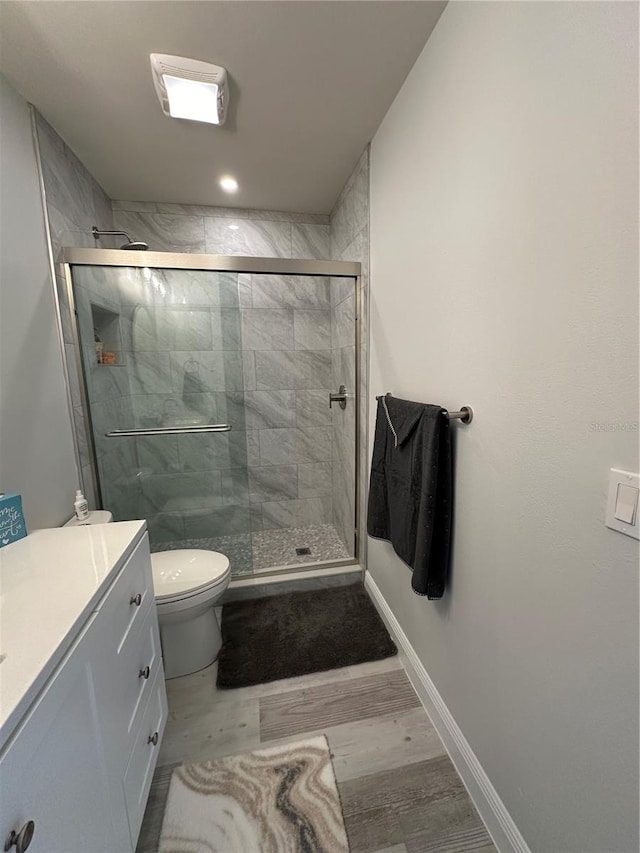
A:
[61,248,362,575]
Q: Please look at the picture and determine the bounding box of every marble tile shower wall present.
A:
[35,104,367,557]
[112,200,330,256]
[72,264,251,548]
[112,200,338,536]
[328,148,370,558]
[240,274,334,533]
[34,110,118,508]
[71,268,136,526]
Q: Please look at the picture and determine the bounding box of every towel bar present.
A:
[375,394,473,424]
[106,424,231,437]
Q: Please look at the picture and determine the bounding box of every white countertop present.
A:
[0,520,146,751]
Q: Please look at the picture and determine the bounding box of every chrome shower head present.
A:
[121,240,149,251]
[92,226,149,251]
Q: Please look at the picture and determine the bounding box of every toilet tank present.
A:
[64,510,113,527]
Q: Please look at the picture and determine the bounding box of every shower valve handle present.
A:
[329,385,348,410]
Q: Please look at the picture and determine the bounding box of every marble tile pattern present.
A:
[111,200,345,544]
[72,263,256,550]
[248,465,298,502]
[255,350,333,391]
[136,655,495,853]
[114,211,206,253]
[34,111,118,501]
[112,204,331,259]
[37,110,366,572]
[244,392,296,430]
[329,147,370,556]
[113,199,329,225]
[239,275,335,533]
[291,222,330,259]
[73,269,140,524]
[205,217,291,257]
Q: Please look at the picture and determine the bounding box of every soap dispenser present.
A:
[74,490,89,521]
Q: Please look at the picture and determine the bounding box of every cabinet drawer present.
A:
[92,596,162,780]
[124,604,162,742]
[123,664,168,847]
[99,534,153,657]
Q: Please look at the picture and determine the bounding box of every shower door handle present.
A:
[105,424,231,437]
[329,386,348,410]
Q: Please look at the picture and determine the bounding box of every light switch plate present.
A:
[606,469,640,540]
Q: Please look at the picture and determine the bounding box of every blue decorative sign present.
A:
[0,493,27,548]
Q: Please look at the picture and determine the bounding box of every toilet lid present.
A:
[151,549,230,600]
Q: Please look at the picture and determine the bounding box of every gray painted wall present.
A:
[369,3,638,851]
[0,75,78,528]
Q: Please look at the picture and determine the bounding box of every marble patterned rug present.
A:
[158,735,350,853]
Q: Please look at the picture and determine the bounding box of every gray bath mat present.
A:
[216,582,397,688]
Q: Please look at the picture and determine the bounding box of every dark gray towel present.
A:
[367,395,452,598]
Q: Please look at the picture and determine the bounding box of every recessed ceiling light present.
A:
[228,224,240,231]
[150,54,228,125]
[220,176,239,193]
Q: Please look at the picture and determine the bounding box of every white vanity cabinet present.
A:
[0,612,118,853]
[0,523,167,853]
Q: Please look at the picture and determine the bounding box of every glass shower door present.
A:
[241,273,357,570]
[72,264,252,573]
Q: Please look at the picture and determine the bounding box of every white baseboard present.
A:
[364,572,531,853]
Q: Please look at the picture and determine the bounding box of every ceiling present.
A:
[0,1,445,214]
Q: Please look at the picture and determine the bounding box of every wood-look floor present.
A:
[136,655,496,853]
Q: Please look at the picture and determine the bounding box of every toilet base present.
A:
[159,605,222,679]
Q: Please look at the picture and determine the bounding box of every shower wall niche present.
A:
[91,302,124,365]
[70,260,358,577]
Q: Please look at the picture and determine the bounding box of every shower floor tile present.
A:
[150,524,351,574]
[251,524,351,570]
[151,533,254,575]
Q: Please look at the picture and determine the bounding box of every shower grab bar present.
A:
[376,393,473,424]
[105,424,231,437]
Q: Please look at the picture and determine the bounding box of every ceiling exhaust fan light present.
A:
[164,75,221,124]
[150,54,228,126]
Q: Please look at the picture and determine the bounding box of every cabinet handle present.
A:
[139,665,150,680]
[130,593,142,606]
[4,821,35,853]
[148,731,159,746]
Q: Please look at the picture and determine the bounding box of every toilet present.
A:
[151,549,230,679]
[64,509,115,527]
[65,512,231,679]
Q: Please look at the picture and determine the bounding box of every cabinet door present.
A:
[0,614,127,853]
[123,664,168,845]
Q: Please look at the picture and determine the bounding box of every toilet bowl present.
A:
[62,510,230,680]
[151,549,230,679]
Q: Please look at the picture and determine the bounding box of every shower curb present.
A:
[221,566,363,604]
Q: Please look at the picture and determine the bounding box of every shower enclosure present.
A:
[62,249,360,578]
